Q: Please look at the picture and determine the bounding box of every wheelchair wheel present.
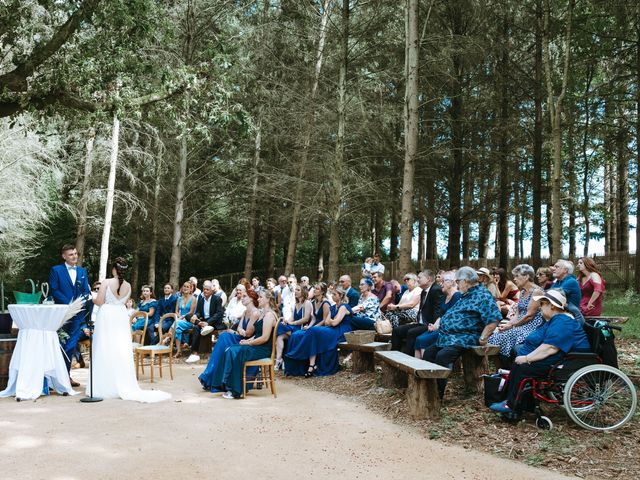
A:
[563,364,637,432]
[535,416,553,430]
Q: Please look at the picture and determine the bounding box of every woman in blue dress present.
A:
[284,286,353,377]
[275,284,312,371]
[132,285,159,345]
[172,281,196,358]
[199,289,260,392]
[209,289,278,399]
[414,271,461,358]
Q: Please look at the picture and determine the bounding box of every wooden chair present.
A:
[130,311,149,349]
[242,318,281,399]
[135,313,177,382]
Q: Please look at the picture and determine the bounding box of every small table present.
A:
[0,304,77,400]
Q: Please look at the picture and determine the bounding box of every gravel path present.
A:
[0,363,571,480]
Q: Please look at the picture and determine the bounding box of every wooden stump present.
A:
[380,363,408,388]
[461,351,485,393]
[407,375,441,419]
[198,334,213,356]
[352,351,375,373]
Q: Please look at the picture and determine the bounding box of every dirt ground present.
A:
[0,362,572,480]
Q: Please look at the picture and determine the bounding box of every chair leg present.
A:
[135,352,139,379]
[150,352,154,383]
[140,351,145,375]
[169,354,173,380]
[271,365,277,398]
[243,366,247,399]
[158,353,163,378]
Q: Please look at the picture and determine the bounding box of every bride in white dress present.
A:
[88,257,171,403]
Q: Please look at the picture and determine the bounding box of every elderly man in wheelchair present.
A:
[488,289,637,431]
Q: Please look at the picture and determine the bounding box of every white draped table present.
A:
[0,304,77,400]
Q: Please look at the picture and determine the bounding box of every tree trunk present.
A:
[284,0,332,275]
[417,188,425,263]
[244,115,262,279]
[461,174,472,260]
[390,205,400,261]
[75,127,95,265]
[98,114,120,280]
[635,9,640,292]
[616,107,629,253]
[317,216,326,281]
[327,0,349,282]
[131,226,140,294]
[426,185,436,260]
[169,135,188,287]
[375,209,384,254]
[266,212,276,277]
[399,0,419,273]
[542,0,574,259]
[581,64,594,257]
[147,145,163,290]
[497,13,511,268]
[567,117,576,257]
[532,0,544,265]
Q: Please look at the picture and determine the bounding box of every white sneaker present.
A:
[185,354,200,364]
[200,325,214,336]
[222,391,236,399]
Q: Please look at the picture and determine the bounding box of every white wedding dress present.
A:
[87,287,171,403]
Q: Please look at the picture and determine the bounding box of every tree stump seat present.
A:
[338,341,390,373]
[375,350,451,420]
[374,333,391,343]
[460,345,501,393]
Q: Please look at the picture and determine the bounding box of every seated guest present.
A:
[284,286,353,377]
[423,267,502,398]
[189,276,201,297]
[275,284,312,370]
[198,289,260,392]
[275,275,288,306]
[385,273,422,327]
[326,281,338,306]
[265,277,277,293]
[489,289,591,415]
[211,279,227,307]
[372,271,393,313]
[305,282,332,328]
[350,278,380,330]
[224,284,247,326]
[477,267,500,299]
[550,259,581,308]
[125,298,136,317]
[338,275,360,307]
[493,267,519,316]
[251,276,264,293]
[391,270,443,355]
[172,281,197,358]
[156,283,178,343]
[208,289,278,399]
[185,280,226,364]
[414,271,461,358]
[577,257,606,316]
[132,285,159,345]
[535,267,553,290]
[487,264,544,364]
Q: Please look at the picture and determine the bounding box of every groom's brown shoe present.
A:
[70,378,80,387]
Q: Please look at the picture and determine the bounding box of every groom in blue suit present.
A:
[49,244,91,383]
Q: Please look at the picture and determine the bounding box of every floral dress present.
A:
[488,289,543,357]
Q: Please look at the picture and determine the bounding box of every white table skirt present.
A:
[0,304,77,400]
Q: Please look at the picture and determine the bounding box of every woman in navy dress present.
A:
[284,286,353,377]
[133,285,158,345]
[275,284,312,371]
[209,290,278,399]
[199,289,260,392]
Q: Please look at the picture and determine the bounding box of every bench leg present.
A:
[407,375,441,420]
[461,352,485,393]
[380,363,408,388]
[352,351,375,373]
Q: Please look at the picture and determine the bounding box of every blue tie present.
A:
[67,266,76,270]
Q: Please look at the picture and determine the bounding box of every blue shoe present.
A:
[489,401,512,413]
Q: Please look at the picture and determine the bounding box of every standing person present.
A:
[185,280,225,364]
[209,290,278,399]
[49,244,91,386]
[577,257,606,316]
[281,274,297,322]
[369,252,385,275]
[90,257,170,402]
[338,275,360,307]
[391,270,443,355]
[371,271,394,313]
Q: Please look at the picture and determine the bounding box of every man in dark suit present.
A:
[185,280,224,363]
[391,270,443,356]
[49,244,91,384]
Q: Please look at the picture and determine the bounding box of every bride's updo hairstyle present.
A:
[112,257,129,295]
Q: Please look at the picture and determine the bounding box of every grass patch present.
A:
[601,289,640,339]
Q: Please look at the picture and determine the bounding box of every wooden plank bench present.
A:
[375,350,451,419]
[460,345,500,393]
[338,341,390,373]
[375,333,391,343]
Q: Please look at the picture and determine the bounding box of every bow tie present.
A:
[67,266,76,270]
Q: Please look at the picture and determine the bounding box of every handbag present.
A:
[374,313,392,334]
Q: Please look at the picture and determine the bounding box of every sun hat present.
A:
[532,289,566,310]
[476,267,491,277]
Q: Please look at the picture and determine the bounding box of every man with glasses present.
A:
[338,275,360,308]
[423,267,502,399]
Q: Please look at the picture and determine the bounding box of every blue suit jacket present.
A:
[49,264,91,305]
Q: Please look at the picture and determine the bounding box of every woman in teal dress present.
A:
[172,281,196,357]
[198,289,260,392]
[284,286,353,377]
[210,289,278,399]
[132,285,158,345]
[275,284,312,370]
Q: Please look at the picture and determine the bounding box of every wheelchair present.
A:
[498,318,637,432]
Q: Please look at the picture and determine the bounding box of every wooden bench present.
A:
[375,350,451,419]
[338,341,390,373]
[460,345,500,393]
[374,333,391,343]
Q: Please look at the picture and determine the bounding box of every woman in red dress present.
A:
[576,257,605,316]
